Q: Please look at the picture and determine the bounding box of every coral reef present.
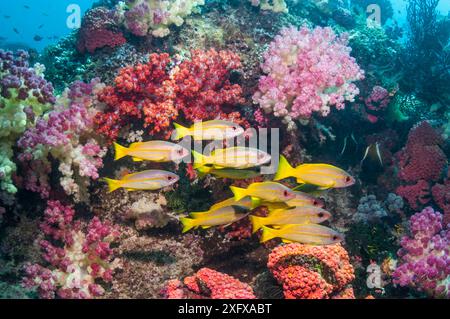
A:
[77,7,126,54]
[0,50,55,194]
[393,207,449,298]
[163,267,256,299]
[117,0,205,37]
[22,201,120,299]
[395,122,448,211]
[94,49,244,141]
[17,80,106,202]
[267,243,355,299]
[249,0,288,13]
[253,25,364,130]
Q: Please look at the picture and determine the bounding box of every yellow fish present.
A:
[180,205,249,233]
[260,224,344,245]
[114,141,189,162]
[192,147,271,169]
[207,196,261,213]
[103,170,179,193]
[230,181,296,203]
[260,191,324,210]
[274,155,355,189]
[197,166,262,180]
[173,120,244,141]
[249,206,332,233]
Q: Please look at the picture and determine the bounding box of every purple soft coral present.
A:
[393,207,450,298]
[17,79,106,201]
[23,200,119,299]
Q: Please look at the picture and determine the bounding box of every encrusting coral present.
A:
[267,243,355,299]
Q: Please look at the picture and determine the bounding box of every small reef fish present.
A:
[13,28,20,34]
[181,205,249,233]
[33,35,43,42]
[361,143,383,166]
[260,191,324,211]
[287,191,325,208]
[250,206,332,233]
[274,155,355,189]
[173,120,244,141]
[231,181,296,203]
[260,224,344,245]
[192,147,271,169]
[103,170,179,193]
[207,196,261,213]
[114,141,189,162]
[197,166,262,180]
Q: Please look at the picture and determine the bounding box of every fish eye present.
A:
[313,200,319,206]
[232,126,237,131]
[318,212,324,218]
[177,148,184,155]
[345,176,352,183]
[332,235,339,241]
[283,190,289,197]
[167,176,173,181]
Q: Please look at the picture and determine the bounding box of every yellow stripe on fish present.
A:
[173,120,244,141]
[230,181,295,203]
[102,170,179,193]
[249,206,332,233]
[180,205,249,233]
[114,141,189,162]
[274,155,355,189]
[192,147,271,169]
[196,166,262,180]
[260,224,344,245]
[195,196,261,216]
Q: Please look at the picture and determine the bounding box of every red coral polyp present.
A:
[268,243,355,299]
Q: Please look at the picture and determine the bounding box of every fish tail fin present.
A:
[230,186,247,201]
[102,178,122,193]
[173,123,191,140]
[260,226,279,243]
[180,217,197,233]
[274,155,296,181]
[114,142,129,161]
[192,150,209,169]
[249,215,266,234]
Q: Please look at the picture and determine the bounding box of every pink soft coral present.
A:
[23,200,119,299]
[393,207,450,298]
[253,25,364,129]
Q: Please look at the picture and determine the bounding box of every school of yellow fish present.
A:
[103,120,355,246]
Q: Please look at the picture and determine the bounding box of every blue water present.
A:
[0,0,449,52]
[0,0,95,52]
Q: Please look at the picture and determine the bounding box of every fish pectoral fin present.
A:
[132,157,145,162]
[292,184,306,191]
[318,182,336,190]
